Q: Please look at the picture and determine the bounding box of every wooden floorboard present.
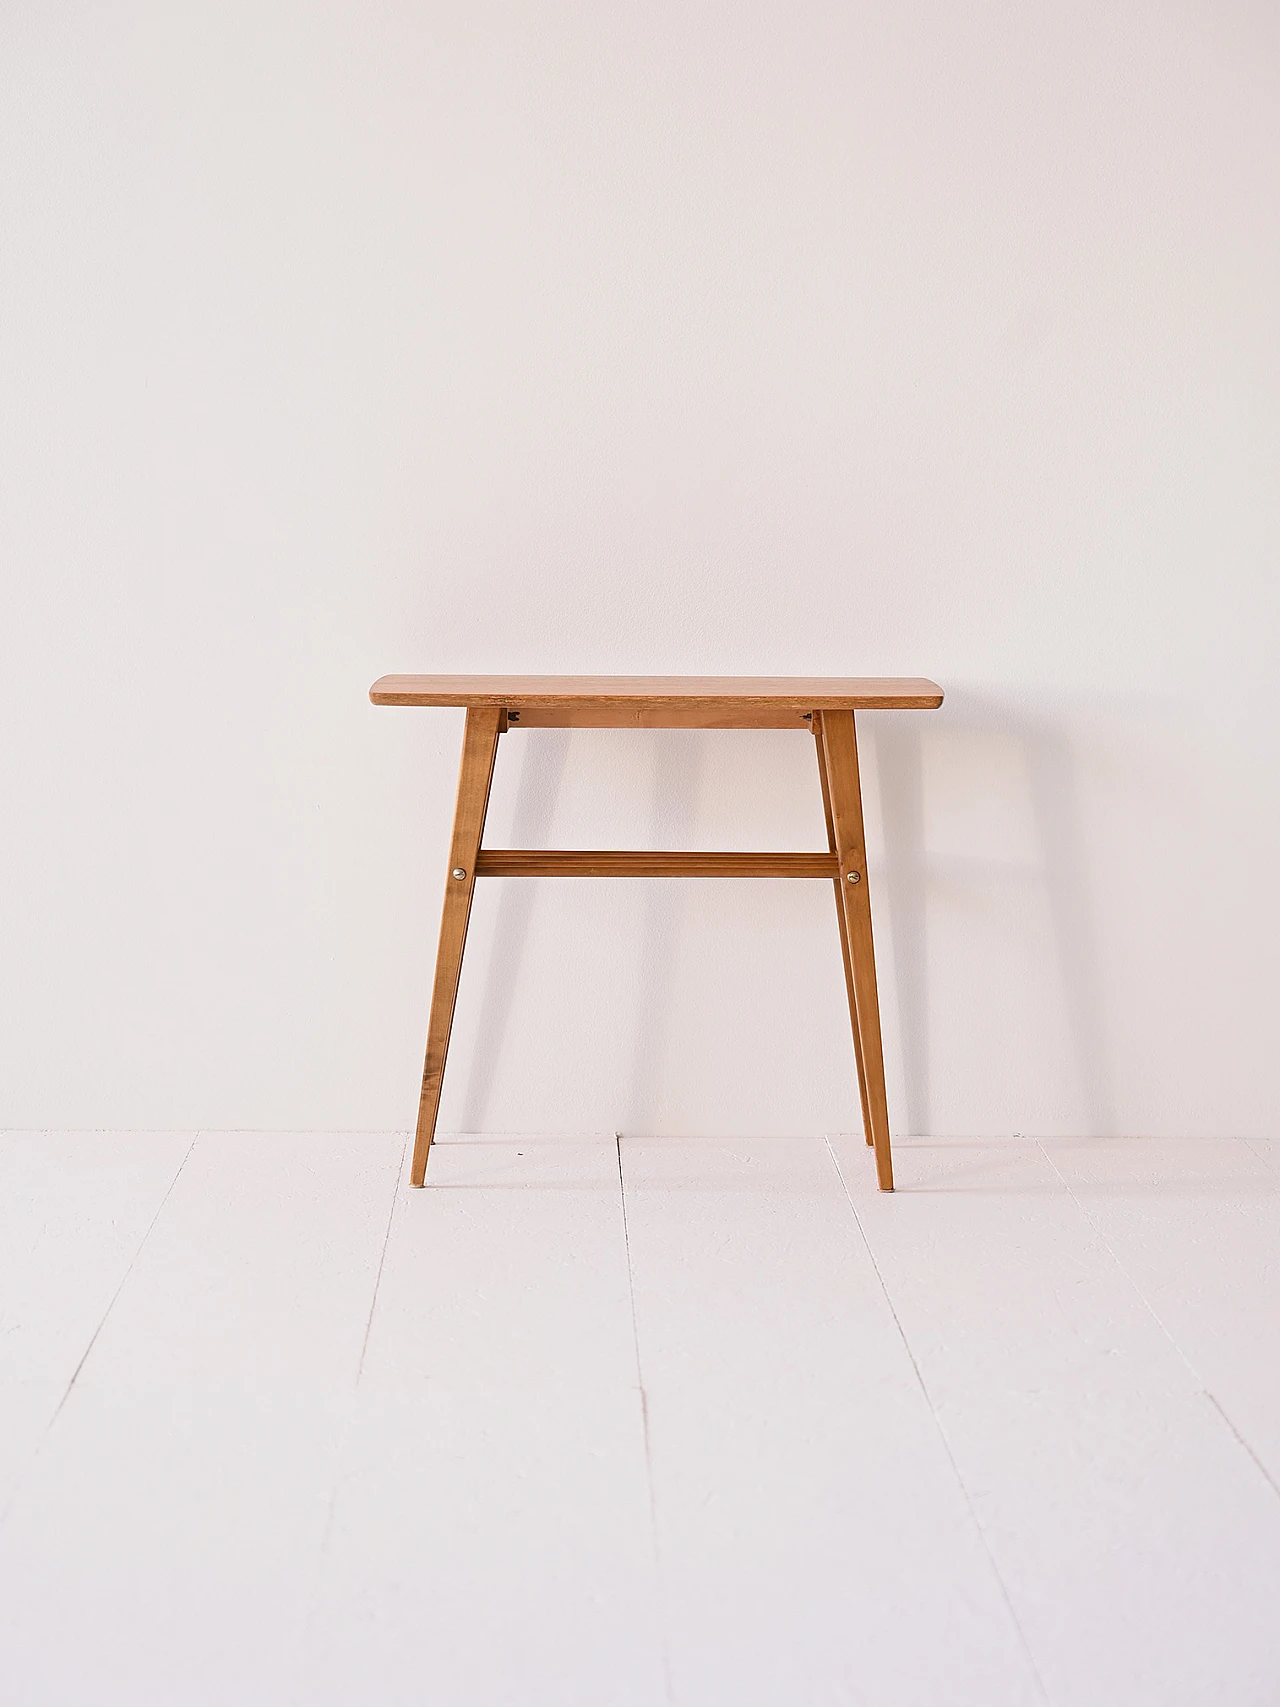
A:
[3,1132,1279,1706]
[833,1134,1280,1707]
[0,1131,190,1515]
[297,1135,666,1707]
[1040,1137,1280,1492]
[619,1134,1041,1706]
[0,1133,404,1706]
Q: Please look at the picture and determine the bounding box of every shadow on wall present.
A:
[458,693,1118,1140]
[871,689,1115,1139]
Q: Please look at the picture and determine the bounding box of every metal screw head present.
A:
[846,870,861,883]
[452,867,466,880]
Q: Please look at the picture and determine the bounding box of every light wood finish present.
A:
[474,850,839,878]
[503,705,815,729]
[375,674,941,1190]
[370,674,944,715]
[814,722,874,1148]
[818,711,894,1190]
[411,707,503,1187]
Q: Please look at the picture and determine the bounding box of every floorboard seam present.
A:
[0,1131,196,1533]
[1034,1137,1280,1508]
[289,1135,407,1707]
[356,1134,409,1382]
[615,1133,675,1707]
[1203,1393,1280,1502]
[825,1136,1051,1705]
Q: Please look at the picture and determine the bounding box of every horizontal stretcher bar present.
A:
[473,851,841,878]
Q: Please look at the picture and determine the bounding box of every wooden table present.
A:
[371,675,944,1191]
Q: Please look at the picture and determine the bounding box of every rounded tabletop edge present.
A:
[369,674,944,710]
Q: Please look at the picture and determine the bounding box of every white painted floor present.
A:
[1,1133,1278,1705]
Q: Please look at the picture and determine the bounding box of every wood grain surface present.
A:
[813,723,874,1148]
[473,851,840,878]
[411,707,502,1186]
[370,674,944,714]
[817,710,895,1190]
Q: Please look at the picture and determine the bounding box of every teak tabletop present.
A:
[371,673,944,1191]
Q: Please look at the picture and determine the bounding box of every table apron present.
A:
[472,850,842,878]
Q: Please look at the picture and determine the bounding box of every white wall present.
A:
[2,2,1277,1139]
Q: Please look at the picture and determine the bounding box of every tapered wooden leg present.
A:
[813,721,873,1147]
[410,707,503,1186]
[817,711,894,1190]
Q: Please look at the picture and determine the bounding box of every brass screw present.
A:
[452,868,466,880]
[847,870,861,883]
